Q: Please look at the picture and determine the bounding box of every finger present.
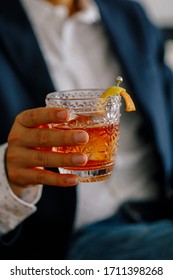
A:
[15,128,89,148]
[14,147,88,167]
[16,107,70,127]
[10,168,79,187]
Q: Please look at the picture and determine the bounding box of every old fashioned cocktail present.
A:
[45,89,121,182]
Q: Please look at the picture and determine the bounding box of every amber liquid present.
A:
[51,115,120,182]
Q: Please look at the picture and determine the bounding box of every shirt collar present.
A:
[72,1,100,24]
[20,0,100,25]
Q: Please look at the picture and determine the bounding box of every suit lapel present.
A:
[95,0,172,182]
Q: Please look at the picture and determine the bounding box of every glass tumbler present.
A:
[45,89,121,182]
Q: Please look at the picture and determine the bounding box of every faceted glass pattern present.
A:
[46,89,121,182]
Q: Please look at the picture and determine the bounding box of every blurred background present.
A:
[135,0,173,70]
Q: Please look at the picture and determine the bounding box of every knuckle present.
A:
[16,110,29,125]
[17,109,38,127]
[54,176,61,186]
[6,151,18,166]
[8,168,19,184]
[55,153,68,167]
[58,153,76,167]
[34,171,47,185]
[26,109,37,126]
[60,130,75,146]
[61,132,69,146]
[46,108,54,123]
[35,129,49,146]
[7,132,20,145]
[34,151,48,166]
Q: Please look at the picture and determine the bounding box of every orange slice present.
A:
[101,86,136,112]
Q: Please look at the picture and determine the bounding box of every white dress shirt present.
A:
[0,0,160,234]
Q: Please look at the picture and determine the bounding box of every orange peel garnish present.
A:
[101,86,136,112]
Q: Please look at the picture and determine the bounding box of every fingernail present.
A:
[73,154,88,165]
[74,131,89,144]
[65,176,78,185]
[57,110,68,120]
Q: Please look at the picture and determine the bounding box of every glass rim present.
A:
[46,89,108,101]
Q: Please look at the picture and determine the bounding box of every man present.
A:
[0,0,173,259]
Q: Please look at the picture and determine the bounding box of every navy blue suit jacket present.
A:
[0,0,173,259]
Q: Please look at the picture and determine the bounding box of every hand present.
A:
[5,107,89,196]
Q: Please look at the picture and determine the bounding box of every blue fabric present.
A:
[95,0,173,199]
[67,207,173,260]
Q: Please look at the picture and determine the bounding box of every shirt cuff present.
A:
[0,143,43,234]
